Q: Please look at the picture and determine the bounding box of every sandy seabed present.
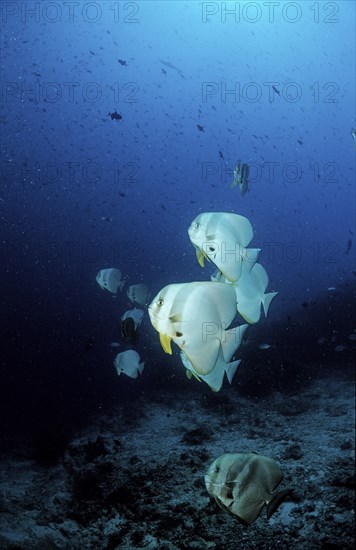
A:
[0,365,355,550]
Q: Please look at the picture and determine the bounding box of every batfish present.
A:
[188,212,260,282]
[148,281,247,376]
[127,284,150,306]
[210,264,277,324]
[114,350,144,379]
[121,308,144,345]
[205,452,292,525]
[96,268,125,294]
[234,263,278,323]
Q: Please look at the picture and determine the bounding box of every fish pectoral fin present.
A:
[205,233,217,241]
[159,333,172,355]
[266,488,293,519]
[169,313,182,323]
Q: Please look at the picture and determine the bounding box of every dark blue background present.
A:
[0,1,355,445]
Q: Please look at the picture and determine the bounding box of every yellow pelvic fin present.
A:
[196,248,210,267]
[159,333,172,354]
[196,248,205,267]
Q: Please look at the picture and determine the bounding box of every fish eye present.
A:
[195,223,200,228]
[176,331,182,337]
[214,466,220,473]
[157,299,164,306]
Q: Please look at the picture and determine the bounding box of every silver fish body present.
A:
[205,452,292,525]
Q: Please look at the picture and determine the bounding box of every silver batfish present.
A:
[205,452,292,525]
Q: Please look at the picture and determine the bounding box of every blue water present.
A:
[0,1,355,437]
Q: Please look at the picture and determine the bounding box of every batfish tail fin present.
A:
[262,291,278,317]
[138,361,145,374]
[221,324,248,361]
[119,280,125,291]
[225,359,241,385]
[267,488,293,519]
[204,366,225,392]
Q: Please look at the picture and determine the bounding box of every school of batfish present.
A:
[95,212,277,389]
[148,211,277,392]
[94,211,292,525]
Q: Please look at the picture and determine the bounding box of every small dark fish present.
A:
[219,150,224,160]
[159,59,185,78]
[120,309,144,346]
[301,301,308,308]
[121,317,138,345]
[108,111,123,120]
[272,85,280,96]
[345,239,352,255]
[119,192,127,198]
[197,124,204,132]
[240,163,250,196]
[297,139,303,145]
[118,59,127,66]
[161,68,167,75]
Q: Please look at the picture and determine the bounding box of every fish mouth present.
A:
[187,227,199,240]
[204,475,223,487]
[188,229,198,244]
[204,474,211,489]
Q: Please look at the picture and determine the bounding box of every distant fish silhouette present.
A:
[118,59,127,66]
[197,124,204,132]
[231,161,250,196]
[159,59,185,78]
[108,111,123,120]
[346,239,352,254]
